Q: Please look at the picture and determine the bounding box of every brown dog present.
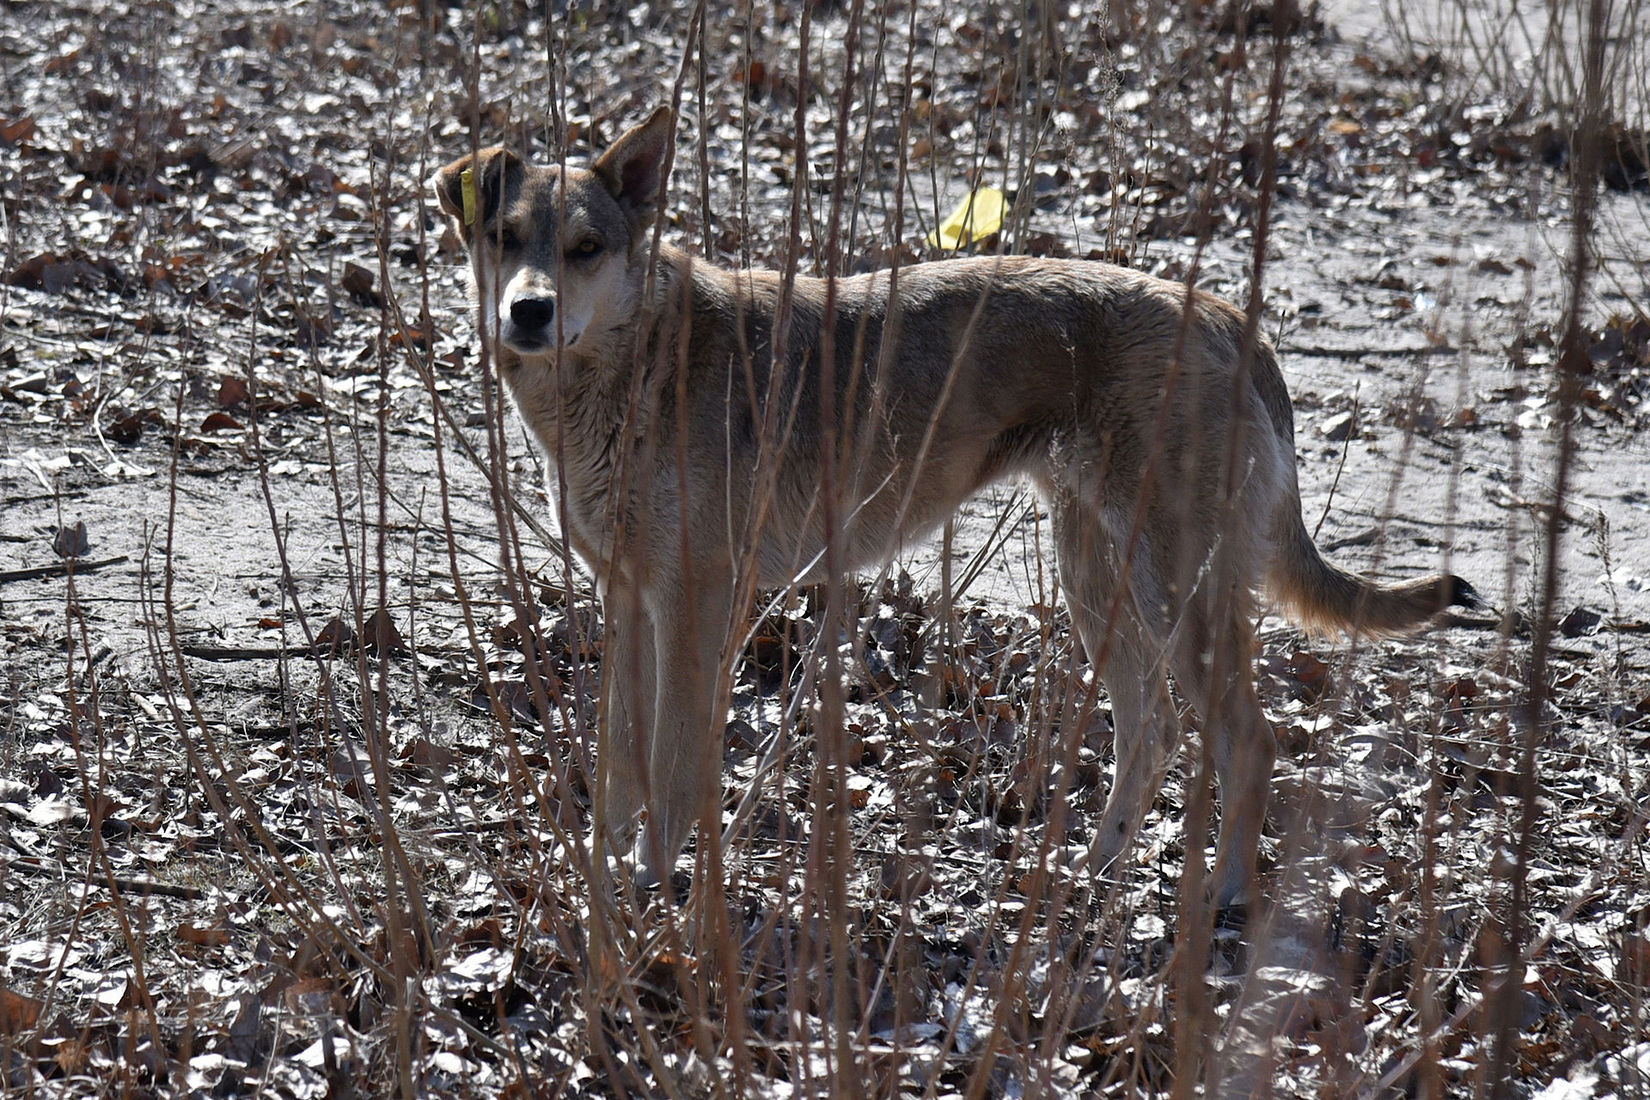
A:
[433,108,1474,905]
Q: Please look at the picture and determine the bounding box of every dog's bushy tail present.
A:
[1269,511,1480,636]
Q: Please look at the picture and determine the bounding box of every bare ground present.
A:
[2,0,1649,1096]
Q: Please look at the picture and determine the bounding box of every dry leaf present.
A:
[363,607,405,655]
[53,520,89,558]
[178,922,231,948]
[0,987,44,1034]
[217,377,250,407]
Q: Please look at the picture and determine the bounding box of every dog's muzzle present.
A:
[502,295,557,351]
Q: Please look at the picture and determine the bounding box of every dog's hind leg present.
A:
[1168,589,1273,908]
[1053,498,1181,885]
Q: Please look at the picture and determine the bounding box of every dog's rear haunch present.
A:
[434,108,1476,907]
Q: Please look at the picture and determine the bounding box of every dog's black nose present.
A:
[510,296,555,331]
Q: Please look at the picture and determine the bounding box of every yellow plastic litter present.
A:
[460,167,478,226]
[926,186,1006,250]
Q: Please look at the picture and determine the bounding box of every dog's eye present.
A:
[494,228,521,252]
[572,239,602,258]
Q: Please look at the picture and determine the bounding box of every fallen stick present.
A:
[0,555,129,584]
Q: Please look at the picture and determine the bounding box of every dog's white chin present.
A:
[501,326,582,357]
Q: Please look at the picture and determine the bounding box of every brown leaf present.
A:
[639,950,696,1007]
[44,48,81,74]
[5,251,128,294]
[363,608,405,655]
[0,117,36,146]
[200,411,243,433]
[178,922,231,948]
[1558,607,1602,637]
[4,252,60,289]
[98,178,173,210]
[3,371,48,396]
[492,617,526,648]
[404,738,458,769]
[133,314,176,335]
[733,59,770,90]
[0,986,44,1034]
[340,262,380,307]
[313,617,355,653]
[217,377,249,408]
[108,410,146,444]
[1285,651,1330,699]
[1442,676,1479,703]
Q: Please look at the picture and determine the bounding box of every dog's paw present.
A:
[630,851,664,891]
[629,825,679,892]
[1065,836,1128,888]
[629,848,693,904]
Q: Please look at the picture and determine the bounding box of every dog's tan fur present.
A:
[434,108,1474,905]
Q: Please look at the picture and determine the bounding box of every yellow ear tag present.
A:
[927,186,1006,251]
[460,167,477,226]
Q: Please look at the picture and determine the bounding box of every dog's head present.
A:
[432,108,673,357]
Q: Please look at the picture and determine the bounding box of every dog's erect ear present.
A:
[592,108,674,230]
[431,147,521,243]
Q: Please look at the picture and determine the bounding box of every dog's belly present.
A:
[745,440,1034,588]
[755,522,950,588]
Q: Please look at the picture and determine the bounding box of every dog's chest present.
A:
[498,357,630,552]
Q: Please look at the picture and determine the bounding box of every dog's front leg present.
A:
[595,585,655,868]
[631,576,735,888]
